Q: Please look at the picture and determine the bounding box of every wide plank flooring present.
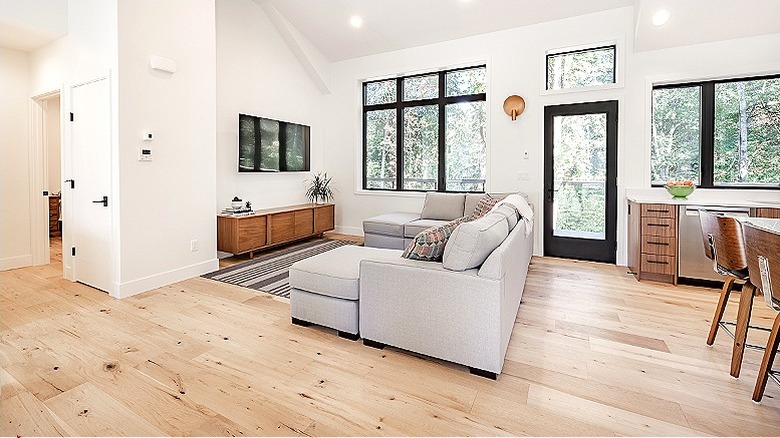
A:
[2,245,779,436]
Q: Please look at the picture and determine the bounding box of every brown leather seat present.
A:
[699,210,750,345]
[742,222,780,403]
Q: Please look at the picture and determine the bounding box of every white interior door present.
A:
[71,78,111,292]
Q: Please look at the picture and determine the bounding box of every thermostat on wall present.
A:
[138,148,153,162]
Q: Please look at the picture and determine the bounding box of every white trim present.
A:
[114,258,220,299]
[0,255,33,271]
[333,226,363,236]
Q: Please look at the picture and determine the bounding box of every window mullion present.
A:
[438,73,446,191]
[701,83,715,188]
[396,79,404,191]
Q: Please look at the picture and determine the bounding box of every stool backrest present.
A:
[699,210,748,273]
[743,222,780,310]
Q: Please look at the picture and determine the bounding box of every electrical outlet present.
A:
[517,171,530,181]
[190,239,199,252]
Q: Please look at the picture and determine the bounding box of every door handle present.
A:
[92,196,108,207]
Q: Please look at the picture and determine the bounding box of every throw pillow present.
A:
[442,212,510,271]
[468,194,499,221]
[402,216,467,261]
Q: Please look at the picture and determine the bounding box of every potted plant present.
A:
[306,172,334,204]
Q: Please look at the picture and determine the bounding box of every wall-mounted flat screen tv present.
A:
[238,113,310,172]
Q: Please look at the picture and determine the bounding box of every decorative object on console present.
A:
[305,172,334,204]
[664,180,695,198]
[231,196,243,210]
[503,95,526,120]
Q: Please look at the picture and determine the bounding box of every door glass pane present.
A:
[403,105,438,190]
[445,101,486,191]
[365,109,397,189]
[403,75,438,101]
[651,86,701,184]
[714,77,780,185]
[553,113,607,240]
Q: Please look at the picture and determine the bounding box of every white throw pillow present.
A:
[442,212,509,271]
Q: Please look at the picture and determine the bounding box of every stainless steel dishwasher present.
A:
[678,205,751,281]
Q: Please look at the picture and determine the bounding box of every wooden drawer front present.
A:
[270,212,296,244]
[314,205,334,233]
[641,217,676,238]
[236,216,267,253]
[294,209,314,238]
[751,208,780,218]
[641,254,676,276]
[641,236,676,256]
[641,203,677,219]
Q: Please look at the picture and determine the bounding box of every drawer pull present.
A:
[646,241,669,246]
[647,209,670,213]
[647,260,669,265]
[647,223,669,227]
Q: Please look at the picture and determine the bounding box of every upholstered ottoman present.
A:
[288,245,402,339]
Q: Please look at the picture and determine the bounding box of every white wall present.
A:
[46,95,61,193]
[324,7,780,265]
[115,0,218,297]
[0,48,32,270]
[215,0,327,213]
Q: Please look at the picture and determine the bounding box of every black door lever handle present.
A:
[92,196,108,207]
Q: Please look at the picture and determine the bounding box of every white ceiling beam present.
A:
[256,1,331,95]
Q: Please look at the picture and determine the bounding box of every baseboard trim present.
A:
[333,226,363,236]
[114,258,219,299]
[0,254,32,271]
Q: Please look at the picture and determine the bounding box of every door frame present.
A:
[29,90,62,267]
[543,100,618,263]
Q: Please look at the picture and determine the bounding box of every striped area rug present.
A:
[202,239,356,299]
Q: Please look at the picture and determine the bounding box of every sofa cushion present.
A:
[442,212,510,271]
[289,245,401,300]
[403,219,450,238]
[493,203,520,230]
[402,216,467,261]
[468,194,500,221]
[420,192,466,221]
[363,212,420,236]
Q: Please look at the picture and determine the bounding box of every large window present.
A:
[546,45,616,91]
[651,75,780,187]
[363,66,487,192]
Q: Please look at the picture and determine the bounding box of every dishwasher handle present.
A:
[684,205,751,217]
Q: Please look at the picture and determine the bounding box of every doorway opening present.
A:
[31,91,62,271]
[543,100,618,263]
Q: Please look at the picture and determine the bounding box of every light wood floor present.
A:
[2,239,779,436]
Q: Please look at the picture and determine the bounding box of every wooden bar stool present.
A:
[742,222,780,403]
[699,211,750,345]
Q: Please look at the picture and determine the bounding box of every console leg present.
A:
[338,331,360,341]
[291,318,312,327]
[469,367,497,380]
[362,339,386,349]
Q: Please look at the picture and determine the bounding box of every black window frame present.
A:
[362,65,487,193]
[545,45,617,91]
[651,74,780,190]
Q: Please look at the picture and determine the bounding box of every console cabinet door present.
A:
[237,216,267,253]
[294,209,314,238]
[269,212,296,244]
[314,205,335,233]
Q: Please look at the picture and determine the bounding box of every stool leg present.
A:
[731,283,756,378]
[708,277,735,345]
[753,313,780,402]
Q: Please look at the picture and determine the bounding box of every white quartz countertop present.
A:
[625,188,780,209]
[738,217,780,235]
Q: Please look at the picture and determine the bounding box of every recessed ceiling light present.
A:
[652,9,671,26]
[350,15,363,28]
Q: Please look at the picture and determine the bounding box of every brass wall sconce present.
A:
[503,95,526,120]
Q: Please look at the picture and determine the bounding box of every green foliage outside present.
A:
[364,67,486,191]
[547,47,615,90]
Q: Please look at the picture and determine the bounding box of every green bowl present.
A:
[664,184,695,198]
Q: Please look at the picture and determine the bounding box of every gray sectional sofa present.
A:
[288,191,533,379]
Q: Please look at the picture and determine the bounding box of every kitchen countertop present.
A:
[738,217,780,234]
[626,188,780,209]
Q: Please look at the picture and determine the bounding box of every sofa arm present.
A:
[359,258,505,373]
